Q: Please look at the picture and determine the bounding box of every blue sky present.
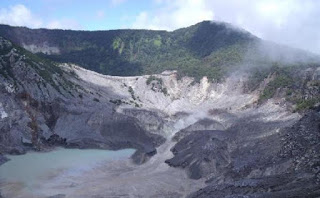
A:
[0,0,320,54]
[0,0,154,30]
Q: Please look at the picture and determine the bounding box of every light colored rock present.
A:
[0,102,8,119]
[22,43,60,55]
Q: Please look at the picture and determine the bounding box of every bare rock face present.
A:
[1,34,320,197]
[100,113,166,162]
[120,108,166,135]
[174,110,320,198]
[0,37,166,161]
[22,43,60,55]
[41,134,67,146]
[166,130,231,179]
[172,118,225,141]
[0,154,8,166]
[279,111,320,183]
[188,173,320,198]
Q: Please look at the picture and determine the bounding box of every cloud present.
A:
[1,1,319,54]
[0,4,81,30]
[209,0,320,54]
[131,0,320,54]
[0,4,42,28]
[132,0,214,30]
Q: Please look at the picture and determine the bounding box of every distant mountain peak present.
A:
[0,21,317,82]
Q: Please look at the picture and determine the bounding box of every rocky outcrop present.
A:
[172,118,225,141]
[166,130,231,179]
[120,108,166,135]
[168,110,320,197]
[188,173,320,198]
[0,154,8,166]
[0,33,320,197]
[0,37,166,162]
[41,134,67,146]
[101,114,165,150]
[279,111,320,183]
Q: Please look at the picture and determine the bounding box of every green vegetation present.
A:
[109,99,124,105]
[0,21,256,82]
[0,37,82,96]
[17,44,66,93]
[153,35,162,47]
[109,98,141,107]
[260,75,293,100]
[112,37,125,54]
[146,75,163,85]
[0,55,16,81]
[146,75,168,95]
[247,64,296,101]
[1,23,319,112]
[247,62,320,112]
[295,98,320,111]
[128,86,136,100]
[112,37,121,49]
[0,40,18,85]
[161,87,168,95]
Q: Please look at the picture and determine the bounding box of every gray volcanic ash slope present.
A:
[0,21,320,198]
[0,37,164,162]
[186,111,320,198]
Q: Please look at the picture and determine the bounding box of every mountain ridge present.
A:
[0,21,320,197]
[1,20,318,83]
[0,21,260,80]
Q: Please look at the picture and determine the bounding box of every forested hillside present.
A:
[1,21,319,110]
[0,21,258,81]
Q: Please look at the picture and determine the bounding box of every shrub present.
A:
[146,75,162,85]
[128,86,136,100]
[295,98,320,111]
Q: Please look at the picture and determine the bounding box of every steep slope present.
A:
[0,21,320,198]
[22,53,320,197]
[0,21,257,81]
[1,20,318,83]
[0,36,164,162]
[185,110,320,198]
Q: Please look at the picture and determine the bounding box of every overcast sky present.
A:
[0,0,319,54]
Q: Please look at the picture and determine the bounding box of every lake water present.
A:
[0,148,135,198]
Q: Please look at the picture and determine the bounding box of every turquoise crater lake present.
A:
[0,148,135,197]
